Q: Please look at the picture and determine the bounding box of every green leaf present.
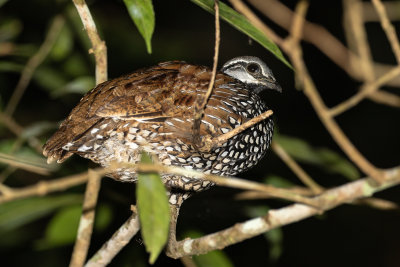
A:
[52,76,95,97]
[264,175,295,188]
[42,205,81,247]
[191,0,291,68]
[185,230,234,267]
[34,66,68,92]
[0,18,22,41]
[275,135,360,180]
[50,23,73,61]
[123,0,155,54]
[0,61,24,72]
[21,121,57,140]
[37,203,112,249]
[137,153,170,264]
[0,194,82,234]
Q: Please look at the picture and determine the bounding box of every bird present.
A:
[43,56,281,205]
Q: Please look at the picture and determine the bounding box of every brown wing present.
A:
[43,61,239,163]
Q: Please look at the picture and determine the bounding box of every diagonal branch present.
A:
[166,166,400,258]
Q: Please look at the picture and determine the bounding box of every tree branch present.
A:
[166,166,400,258]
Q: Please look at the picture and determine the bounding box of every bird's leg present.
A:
[197,110,274,152]
[165,191,185,259]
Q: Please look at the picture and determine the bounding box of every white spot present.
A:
[63,142,73,150]
[173,118,184,123]
[195,163,204,168]
[254,146,259,153]
[178,157,186,163]
[169,194,177,205]
[129,142,139,149]
[215,163,222,170]
[221,151,228,157]
[221,128,230,134]
[96,134,104,139]
[129,127,139,133]
[183,240,193,253]
[142,130,151,137]
[229,117,236,125]
[91,128,99,134]
[166,146,174,152]
[222,158,230,163]
[241,217,267,234]
[100,123,108,129]
[78,144,92,152]
[192,157,201,163]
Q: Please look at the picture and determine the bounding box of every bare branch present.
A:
[69,170,102,267]
[85,208,140,267]
[72,0,107,84]
[372,0,400,63]
[166,166,400,258]
[0,168,107,204]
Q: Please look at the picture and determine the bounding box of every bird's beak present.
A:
[263,78,282,93]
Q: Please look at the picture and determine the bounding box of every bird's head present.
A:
[221,56,282,94]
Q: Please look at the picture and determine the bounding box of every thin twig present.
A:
[329,65,400,116]
[131,162,317,206]
[0,168,107,204]
[372,0,400,63]
[204,110,273,150]
[0,152,51,176]
[166,166,400,258]
[247,0,400,93]
[85,208,140,267]
[271,142,324,194]
[5,16,65,116]
[345,0,375,82]
[69,170,102,267]
[193,0,220,146]
[72,0,107,84]
[240,0,384,182]
[228,0,283,45]
[0,112,44,153]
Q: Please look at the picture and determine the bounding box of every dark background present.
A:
[1,0,400,266]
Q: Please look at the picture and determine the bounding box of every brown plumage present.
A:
[43,56,280,201]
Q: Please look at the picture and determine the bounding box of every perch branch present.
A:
[166,166,400,258]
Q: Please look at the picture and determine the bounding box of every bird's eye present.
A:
[246,63,260,74]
